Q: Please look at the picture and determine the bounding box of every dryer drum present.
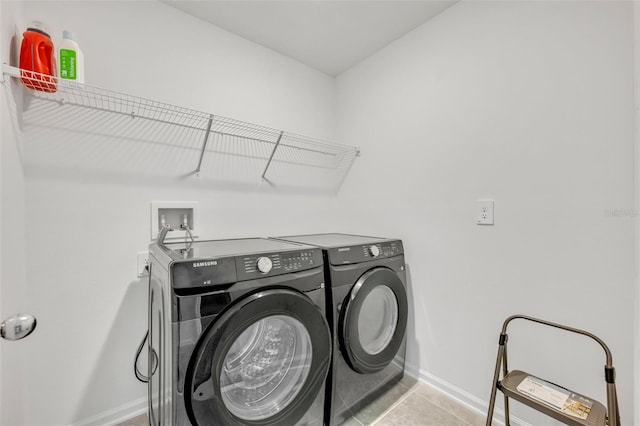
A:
[358,285,399,355]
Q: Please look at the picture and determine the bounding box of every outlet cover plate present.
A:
[477,200,494,225]
[137,252,149,278]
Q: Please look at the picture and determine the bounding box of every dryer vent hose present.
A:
[134,331,158,383]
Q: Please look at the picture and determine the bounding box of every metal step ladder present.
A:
[486,315,620,426]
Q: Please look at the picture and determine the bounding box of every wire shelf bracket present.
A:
[195,114,214,176]
[261,131,284,180]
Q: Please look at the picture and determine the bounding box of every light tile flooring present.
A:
[119,376,486,426]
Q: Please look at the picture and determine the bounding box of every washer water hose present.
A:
[134,330,158,383]
[134,224,193,382]
[134,261,158,383]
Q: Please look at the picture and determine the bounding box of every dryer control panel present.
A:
[328,240,404,265]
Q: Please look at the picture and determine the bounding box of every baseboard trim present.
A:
[404,363,532,426]
[69,367,532,426]
[68,396,147,426]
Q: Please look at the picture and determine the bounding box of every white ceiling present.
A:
[164,1,458,76]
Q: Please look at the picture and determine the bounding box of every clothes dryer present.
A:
[273,234,408,426]
[147,238,331,426]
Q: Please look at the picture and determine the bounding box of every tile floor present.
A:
[119,376,486,426]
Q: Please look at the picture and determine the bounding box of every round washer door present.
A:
[340,267,408,374]
[185,289,331,426]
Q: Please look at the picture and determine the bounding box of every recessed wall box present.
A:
[151,201,199,240]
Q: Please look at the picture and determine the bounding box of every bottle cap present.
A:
[27,21,51,38]
[62,30,77,41]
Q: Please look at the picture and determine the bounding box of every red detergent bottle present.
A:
[19,21,57,92]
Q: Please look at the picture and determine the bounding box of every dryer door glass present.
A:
[357,285,398,354]
[341,267,408,374]
[219,315,313,421]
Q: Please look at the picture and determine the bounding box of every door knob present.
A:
[1,313,36,341]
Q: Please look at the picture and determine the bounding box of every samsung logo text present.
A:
[193,261,218,268]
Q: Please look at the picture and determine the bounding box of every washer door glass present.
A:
[357,285,398,355]
[186,289,331,426]
[219,315,313,421]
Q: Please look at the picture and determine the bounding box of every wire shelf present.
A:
[2,64,360,191]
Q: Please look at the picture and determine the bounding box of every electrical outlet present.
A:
[137,252,150,278]
[477,200,494,225]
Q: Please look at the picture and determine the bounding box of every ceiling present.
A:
[164,1,458,76]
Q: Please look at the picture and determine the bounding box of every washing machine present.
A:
[273,234,408,425]
[147,237,332,426]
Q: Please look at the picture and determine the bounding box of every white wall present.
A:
[1,1,28,425]
[18,1,342,425]
[335,1,635,424]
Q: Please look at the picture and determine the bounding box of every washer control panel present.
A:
[237,249,322,280]
[281,250,318,271]
[171,249,322,288]
[240,253,282,276]
[256,256,273,274]
[172,257,237,289]
[329,240,404,265]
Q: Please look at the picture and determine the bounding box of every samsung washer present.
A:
[147,238,331,425]
[273,234,408,425]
